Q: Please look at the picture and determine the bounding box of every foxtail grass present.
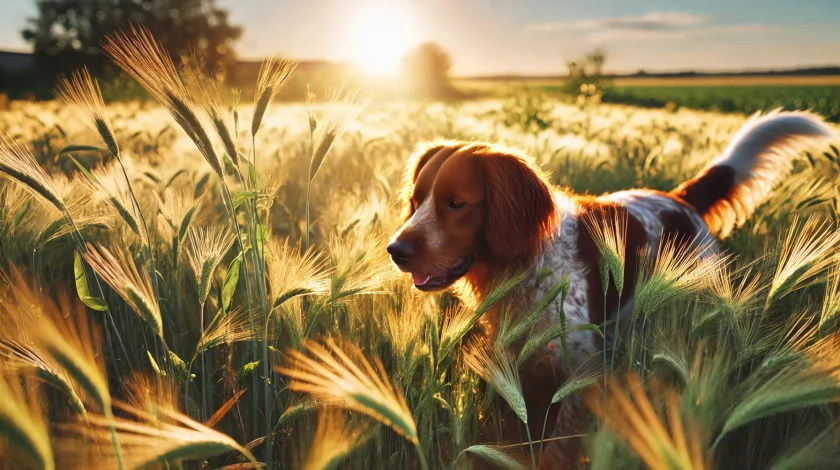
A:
[301,410,376,470]
[588,375,710,470]
[0,372,54,470]
[439,269,530,364]
[186,63,239,163]
[497,278,570,348]
[17,290,125,468]
[819,267,840,332]
[304,86,367,247]
[196,307,271,356]
[187,226,236,306]
[326,232,399,300]
[57,400,256,468]
[251,58,297,138]
[103,24,223,177]
[277,338,428,469]
[634,236,725,317]
[186,226,235,421]
[78,162,147,241]
[83,243,163,339]
[266,238,330,308]
[0,134,65,212]
[55,67,119,158]
[154,188,203,262]
[0,288,86,414]
[457,444,531,470]
[584,207,627,373]
[464,341,534,466]
[57,68,161,305]
[767,215,840,307]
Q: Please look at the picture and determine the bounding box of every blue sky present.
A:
[1,0,839,75]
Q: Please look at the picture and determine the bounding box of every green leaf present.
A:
[178,205,199,244]
[59,144,104,154]
[578,323,605,339]
[147,351,165,376]
[247,161,261,190]
[81,297,109,311]
[68,156,99,186]
[232,191,259,209]
[143,171,162,184]
[272,287,312,309]
[255,223,268,247]
[222,254,243,312]
[164,169,188,189]
[194,172,211,198]
[74,251,107,312]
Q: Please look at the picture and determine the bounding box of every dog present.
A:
[387,111,835,468]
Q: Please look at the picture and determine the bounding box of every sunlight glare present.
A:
[347,3,414,77]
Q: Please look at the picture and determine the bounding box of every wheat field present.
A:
[2,29,840,470]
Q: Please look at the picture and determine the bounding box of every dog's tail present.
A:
[671,110,836,238]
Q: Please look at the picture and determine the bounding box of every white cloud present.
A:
[526,11,773,41]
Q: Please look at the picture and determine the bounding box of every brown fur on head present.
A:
[388,141,558,293]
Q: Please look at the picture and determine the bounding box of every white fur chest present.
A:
[514,194,601,372]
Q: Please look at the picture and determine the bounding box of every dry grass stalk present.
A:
[0,372,54,470]
[266,238,330,308]
[588,375,710,470]
[83,243,163,338]
[583,206,627,293]
[309,86,368,182]
[276,338,418,445]
[197,306,272,355]
[634,236,725,316]
[251,57,297,137]
[0,134,65,211]
[768,215,840,306]
[103,25,223,176]
[55,67,119,157]
[463,341,528,425]
[57,400,256,468]
[186,226,236,305]
[302,410,376,470]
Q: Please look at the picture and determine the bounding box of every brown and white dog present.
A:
[387,111,835,468]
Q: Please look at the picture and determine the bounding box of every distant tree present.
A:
[22,0,241,82]
[586,48,606,76]
[564,48,611,98]
[400,43,453,96]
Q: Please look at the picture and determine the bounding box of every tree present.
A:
[22,0,241,79]
[564,48,610,97]
[400,43,452,97]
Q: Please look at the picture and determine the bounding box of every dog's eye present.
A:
[448,200,466,211]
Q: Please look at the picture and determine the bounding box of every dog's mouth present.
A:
[411,255,473,291]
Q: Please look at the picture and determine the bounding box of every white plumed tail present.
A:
[672,110,836,238]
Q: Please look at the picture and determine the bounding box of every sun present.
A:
[346,3,414,77]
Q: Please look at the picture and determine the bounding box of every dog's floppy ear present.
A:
[480,148,557,262]
[400,141,466,220]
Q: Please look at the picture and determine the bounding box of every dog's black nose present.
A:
[387,241,415,265]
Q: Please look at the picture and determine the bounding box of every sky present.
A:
[1,0,839,75]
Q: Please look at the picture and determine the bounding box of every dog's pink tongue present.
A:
[412,273,432,286]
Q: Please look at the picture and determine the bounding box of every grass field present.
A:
[459,75,840,124]
[3,33,840,470]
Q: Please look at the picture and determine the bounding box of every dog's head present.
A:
[387,141,557,291]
